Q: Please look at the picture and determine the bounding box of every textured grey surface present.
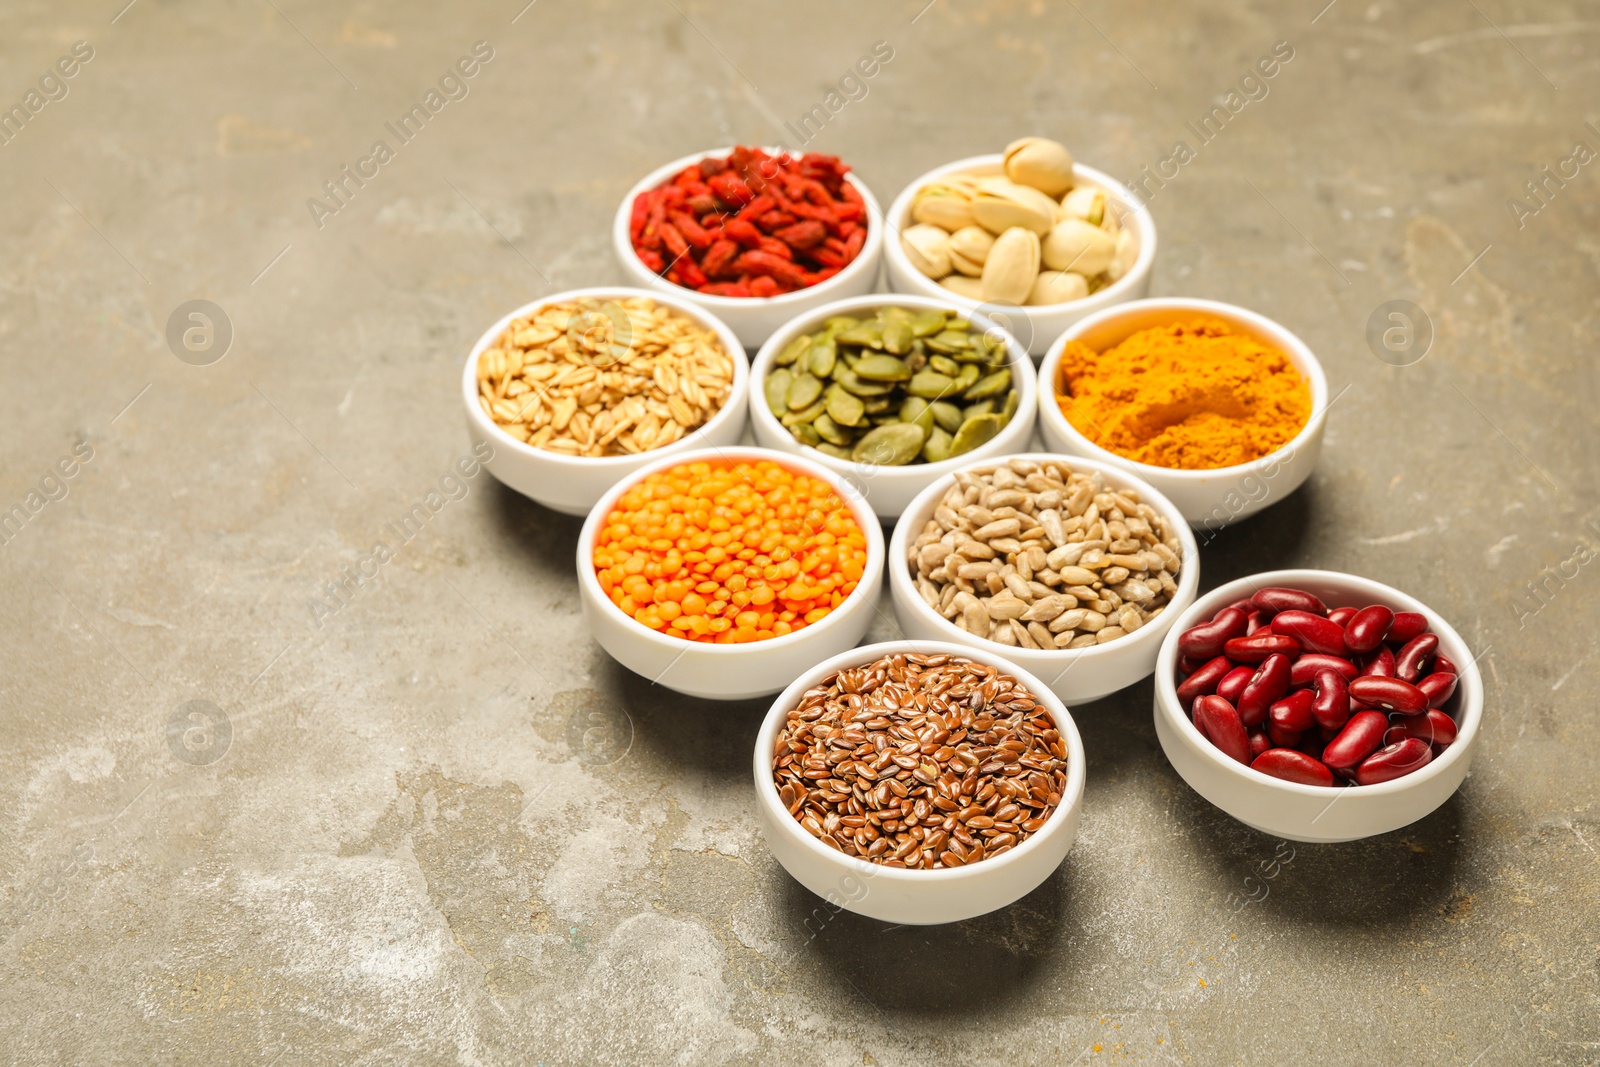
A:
[2,1,1598,1063]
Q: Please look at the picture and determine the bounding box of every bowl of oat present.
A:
[887,454,1200,706]
[462,287,749,516]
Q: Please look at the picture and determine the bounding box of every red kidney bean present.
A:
[1244,610,1268,635]
[1434,652,1458,675]
[1248,728,1271,759]
[1389,708,1459,748]
[1178,654,1203,676]
[1267,720,1305,748]
[1221,597,1255,617]
[1303,674,1351,730]
[1216,665,1256,705]
[1322,710,1389,769]
[1350,676,1427,715]
[1176,655,1232,710]
[1344,605,1394,655]
[1385,611,1429,645]
[1251,748,1336,787]
[1395,633,1439,683]
[1383,725,1408,747]
[1251,587,1328,617]
[1178,607,1249,660]
[1354,738,1432,785]
[1358,645,1397,679]
[1269,688,1315,732]
[1417,671,1458,707]
[1327,606,1358,628]
[1237,654,1292,727]
[1270,610,1349,656]
[1290,653,1359,687]
[1224,633,1301,663]
[1194,695,1252,765]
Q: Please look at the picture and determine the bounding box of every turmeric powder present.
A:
[1055,318,1311,470]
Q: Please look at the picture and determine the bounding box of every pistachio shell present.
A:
[1041,218,1116,275]
[852,422,926,466]
[948,226,996,266]
[1003,137,1076,197]
[980,227,1041,305]
[911,185,976,231]
[971,179,1057,236]
[949,248,984,277]
[901,223,953,279]
[1107,229,1138,281]
[1028,270,1090,305]
[939,274,986,300]
[1060,186,1105,226]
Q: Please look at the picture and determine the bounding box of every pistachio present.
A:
[1003,137,1076,197]
[939,274,985,300]
[911,183,977,231]
[1028,270,1090,306]
[901,223,953,280]
[980,227,1041,305]
[948,225,996,267]
[972,178,1058,236]
[1042,218,1116,275]
[1107,229,1139,282]
[1060,186,1106,226]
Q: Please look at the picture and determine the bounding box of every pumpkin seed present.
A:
[881,319,913,355]
[908,370,957,398]
[964,368,1011,400]
[808,336,837,377]
[854,355,912,381]
[813,412,853,446]
[814,442,854,460]
[953,363,981,391]
[764,368,793,416]
[924,331,970,354]
[930,401,964,433]
[928,355,961,377]
[832,367,896,397]
[826,386,866,427]
[923,425,954,463]
[775,333,810,367]
[949,412,1003,456]
[910,309,948,337]
[793,421,821,446]
[781,398,826,427]
[786,373,823,411]
[852,423,926,466]
[835,323,884,348]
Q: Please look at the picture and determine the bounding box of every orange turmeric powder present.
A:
[1056,318,1310,470]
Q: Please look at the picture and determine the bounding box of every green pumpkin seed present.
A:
[832,366,895,397]
[835,323,884,348]
[793,422,822,446]
[823,316,860,331]
[962,399,994,422]
[813,412,853,446]
[910,309,948,337]
[953,363,981,391]
[764,368,793,416]
[930,401,964,433]
[949,413,1003,457]
[852,423,926,466]
[922,426,953,463]
[860,395,894,414]
[881,319,913,355]
[928,355,960,377]
[775,333,811,367]
[825,387,866,427]
[781,398,826,427]
[908,370,956,398]
[814,442,854,460]
[854,355,912,381]
[808,336,837,377]
[1000,387,1020,423]
[964,367,1011,400]
[786,372,823,411]
[924,330,972,354]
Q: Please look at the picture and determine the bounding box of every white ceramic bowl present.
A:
[888,453,1200,707]
[1153,570,1483,844]
[753,640,1086,925]
[883,155,1156,358]
[575,446,885,701]
[612,147,885,349]
[749,294,1038,522]
[462,287,750,517]
[1038,298,1329,529]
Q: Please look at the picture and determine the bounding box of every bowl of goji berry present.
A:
[613,145,885,349]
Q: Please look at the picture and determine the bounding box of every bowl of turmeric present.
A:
[1036,298,1329,530]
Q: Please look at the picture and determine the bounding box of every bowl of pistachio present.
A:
[749,295,1038,521]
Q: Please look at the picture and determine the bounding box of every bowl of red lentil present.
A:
[1036,297,1329,530]
[576,446,886,701]
[463,287,750,516]
[612,146,885,349]
[754,640,1086,925]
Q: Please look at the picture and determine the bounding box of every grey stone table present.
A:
[2,1,1596,1063]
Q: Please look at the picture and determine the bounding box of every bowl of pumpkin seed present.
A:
[749,295,1038,520]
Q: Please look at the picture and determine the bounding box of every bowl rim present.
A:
[611,145,885,308]
[574,444,887,656]
[1154,568,1484,797]
[1037,296,1331,482]
[753,638,1088,884]
[747,293,1038,483]
[882,154,1158,322]
[887,451,1201,665]
[461,286,749,470]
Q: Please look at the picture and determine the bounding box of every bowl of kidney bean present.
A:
[613,145,885,349]
[1153,570,1482,843]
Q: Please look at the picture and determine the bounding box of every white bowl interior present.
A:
[753,639,1087,924]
